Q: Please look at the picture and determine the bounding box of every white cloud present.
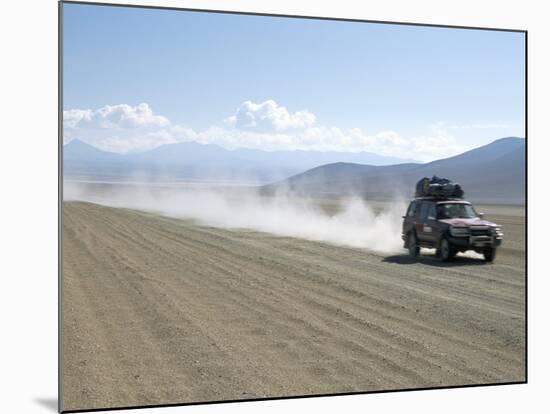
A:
[65,103,169,130]
[195,122,469,162]
[63,101,482,161]
[63,103,194,153]
[224,100,316,132]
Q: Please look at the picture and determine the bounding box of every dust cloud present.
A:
[64,181,407,254]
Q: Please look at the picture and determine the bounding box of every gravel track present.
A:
[62,201,525,411]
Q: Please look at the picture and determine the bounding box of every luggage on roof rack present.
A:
[415,176,464,199]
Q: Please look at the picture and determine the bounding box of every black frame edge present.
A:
[60,381,528,414]
[58,1,64,413]
[60,0,527,33]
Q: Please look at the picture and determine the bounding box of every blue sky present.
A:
[63,3,525,161]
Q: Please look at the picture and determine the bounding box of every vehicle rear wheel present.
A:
[439,237,455,262]
[408,232,419,257]
[483,247,497,262]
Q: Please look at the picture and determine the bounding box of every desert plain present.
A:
[62,188,525,411]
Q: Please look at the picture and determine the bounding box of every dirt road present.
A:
[62,201,525,411]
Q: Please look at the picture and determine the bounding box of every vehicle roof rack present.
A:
[414,196,466,201]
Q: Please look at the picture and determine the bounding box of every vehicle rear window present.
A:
[406,202,417,217]
[427,203,436,219]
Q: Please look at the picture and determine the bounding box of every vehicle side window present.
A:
[406,202,417,217]
[419,202,430,219]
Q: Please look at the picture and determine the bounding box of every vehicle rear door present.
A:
[417,201,438,244]
[403,201,418,236]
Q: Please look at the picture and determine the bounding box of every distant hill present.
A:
[63,140,419,183]
[63,139,133,179]
[262,137,526,204]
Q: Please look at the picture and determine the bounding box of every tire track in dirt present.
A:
[63,202,525,410]
[129,210,524,361]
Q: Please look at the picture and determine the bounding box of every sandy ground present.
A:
[62,201,525,411]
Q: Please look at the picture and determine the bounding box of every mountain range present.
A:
[63,140,420,183]
[63,140,418,183]
[63,137,525,204]
[262,137,525,204]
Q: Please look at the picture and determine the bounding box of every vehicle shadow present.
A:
[383,253,489,267]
